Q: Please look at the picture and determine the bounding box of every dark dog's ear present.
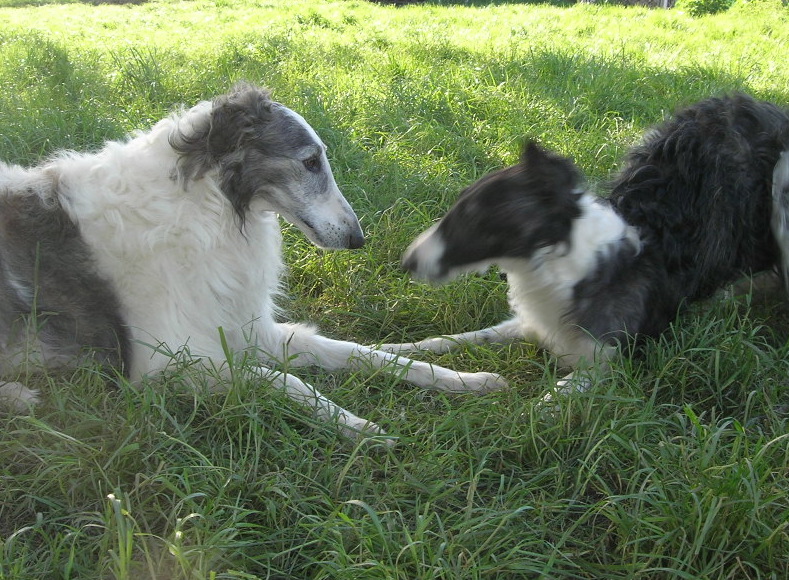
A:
[520,139,550,168]
[520,139,573,175]
[171,83,273,182]
[206,83,273,160]
[519,138,584,199]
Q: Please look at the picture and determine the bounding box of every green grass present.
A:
[1,0,789,578]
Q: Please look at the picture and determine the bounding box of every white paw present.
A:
[537,373,593,417]
[0,382,40,412]
[543,373,593,402]
[341,418,397,447]
[452,371,509,393]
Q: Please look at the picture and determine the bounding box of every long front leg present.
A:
[273,323,509,393]
[377,318,525,354]
[247,365,391,442]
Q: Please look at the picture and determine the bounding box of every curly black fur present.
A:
[589,94,789,341]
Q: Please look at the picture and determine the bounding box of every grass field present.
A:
[1,0,789,578]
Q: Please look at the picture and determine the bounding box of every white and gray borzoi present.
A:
[385,94,789,398]
[0,83,506,439]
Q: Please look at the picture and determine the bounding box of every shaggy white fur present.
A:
[0,84,507,441]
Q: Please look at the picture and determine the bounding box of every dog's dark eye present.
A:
[303,155,321,173]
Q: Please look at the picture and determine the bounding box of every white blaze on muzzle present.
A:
[401,223,448,280]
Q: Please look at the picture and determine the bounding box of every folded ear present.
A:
[206,83,273,160]
[170,83,273,182]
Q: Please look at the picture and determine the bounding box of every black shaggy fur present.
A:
[598,94,789,341]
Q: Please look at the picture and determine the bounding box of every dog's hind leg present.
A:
[377,318,525,354]
[0,381,39,411]
[770,151,789,295]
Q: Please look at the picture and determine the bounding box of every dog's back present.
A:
[609,94,789,302]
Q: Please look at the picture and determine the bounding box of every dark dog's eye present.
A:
[303,155,321,173]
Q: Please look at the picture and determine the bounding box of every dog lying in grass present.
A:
[0,83,506,441]
[383,94,789,397]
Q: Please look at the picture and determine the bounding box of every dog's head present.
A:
[402,141,584,281]
[171,83,364,250]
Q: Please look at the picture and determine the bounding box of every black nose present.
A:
[348,231,365,249]
[401,252,416,272]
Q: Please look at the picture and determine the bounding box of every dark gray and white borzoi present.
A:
[0,83,506,439]
[385,94,789,398]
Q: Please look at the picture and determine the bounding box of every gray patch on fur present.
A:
[0,180,130,375]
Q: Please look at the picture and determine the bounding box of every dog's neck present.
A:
[501,193,640,292]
